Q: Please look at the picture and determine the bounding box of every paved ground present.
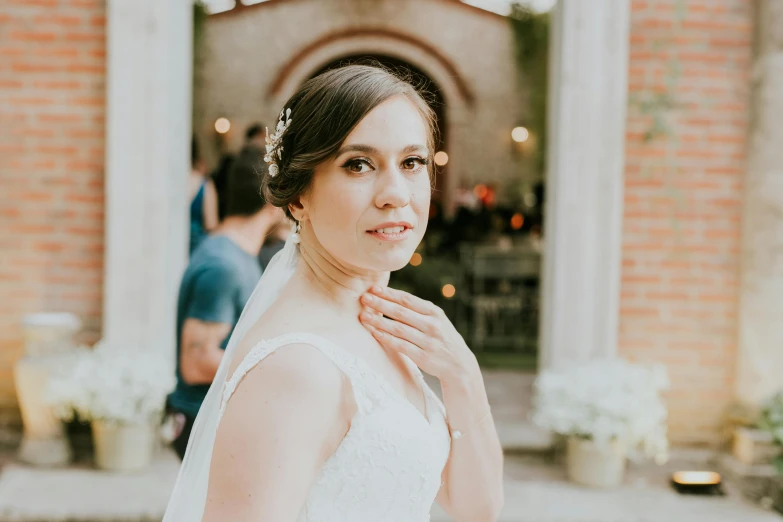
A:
[0,449,179,522]
[0,370,779,521]
[435,454,782,522]
[0,449,779,522]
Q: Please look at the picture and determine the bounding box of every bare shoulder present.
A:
[207,342,353,520]
[223,341,348,416]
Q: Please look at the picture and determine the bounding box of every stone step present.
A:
[0,449,179,522]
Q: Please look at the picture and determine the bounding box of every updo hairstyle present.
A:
[261,64,439,221]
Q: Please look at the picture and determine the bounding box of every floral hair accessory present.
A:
[264,108,292,178]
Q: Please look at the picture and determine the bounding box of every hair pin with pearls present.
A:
[264,108,292,178]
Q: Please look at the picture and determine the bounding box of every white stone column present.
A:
[735,0,783,407]
[103,0,192,359]
[539,0,631,369]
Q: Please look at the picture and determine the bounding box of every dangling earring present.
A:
[292,220,301,244]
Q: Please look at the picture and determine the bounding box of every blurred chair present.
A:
[456,242,541,356]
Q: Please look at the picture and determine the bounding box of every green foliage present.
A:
[631,92,677,143]
[192,1,208,122]
[758,393,783,474]
[509,4,550,176]
[390,254,460,309]
[475,352,537,371]
[627,0,684,143]
[775,456,783,475]
[193,1,208,54]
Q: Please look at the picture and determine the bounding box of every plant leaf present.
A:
[773,455,783,475]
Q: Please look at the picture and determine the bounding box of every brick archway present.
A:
[266,28,474,107]
[266,30,472,217]
[99,0,633,375]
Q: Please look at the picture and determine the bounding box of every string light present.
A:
[434,151,449,166]
[442,284,456,298]
[512,126,529,143]
[410,253,422,267]
[511,213,524,230]
[215,118,231,134]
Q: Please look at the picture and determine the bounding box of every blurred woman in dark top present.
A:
[189,136,219,255]
[210,153,236,223]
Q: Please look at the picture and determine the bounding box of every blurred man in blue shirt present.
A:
[168,151,283,459]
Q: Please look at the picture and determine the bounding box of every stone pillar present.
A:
[735,0,783,408]
[103,0,192,359]
[539,0,631,369]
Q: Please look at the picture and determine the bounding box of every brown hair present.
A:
[225,146,267,218]
[262,64,438,220]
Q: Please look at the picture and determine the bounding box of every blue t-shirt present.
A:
[168,235,262,417]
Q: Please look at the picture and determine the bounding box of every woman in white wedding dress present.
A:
[163,65,504,522]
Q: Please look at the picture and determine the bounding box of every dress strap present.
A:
[219,332,374,419]
[400,355,447,419]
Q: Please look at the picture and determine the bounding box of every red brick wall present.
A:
[0,0,106,412]
[620,0,752,444]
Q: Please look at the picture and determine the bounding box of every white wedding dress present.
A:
[162,234,451,521]
[218,332,452,521]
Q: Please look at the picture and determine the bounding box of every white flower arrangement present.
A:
[532,358,670,463]
[45,340,176,425]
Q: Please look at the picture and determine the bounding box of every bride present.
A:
[163,64,504,522]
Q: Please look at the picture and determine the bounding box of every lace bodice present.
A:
[218,332,452,522]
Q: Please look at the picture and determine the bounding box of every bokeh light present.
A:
[410,253,422,267]
[215,117,231,134]
[434,151,449,166]
[512,126,530,143]
[511,213,524,230]
[442,284,456,299]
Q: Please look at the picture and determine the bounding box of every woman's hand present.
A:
[358,285,479,385]
[360,287,504,522]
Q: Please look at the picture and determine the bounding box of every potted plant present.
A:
[14,312,82,467]
[757,393,783,514]
[45,341,176,472]
[758,393,783,473]
[532,358,670,488]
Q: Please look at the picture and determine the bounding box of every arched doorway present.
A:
[308,55,448,206]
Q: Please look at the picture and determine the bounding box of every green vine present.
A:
[193,0,207,53]
[509,4,549,177]
[631,91,677,143]
[629,0,684,144]
[627,0,689,256]
[192,1,208,128]
[758,393,783,474]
